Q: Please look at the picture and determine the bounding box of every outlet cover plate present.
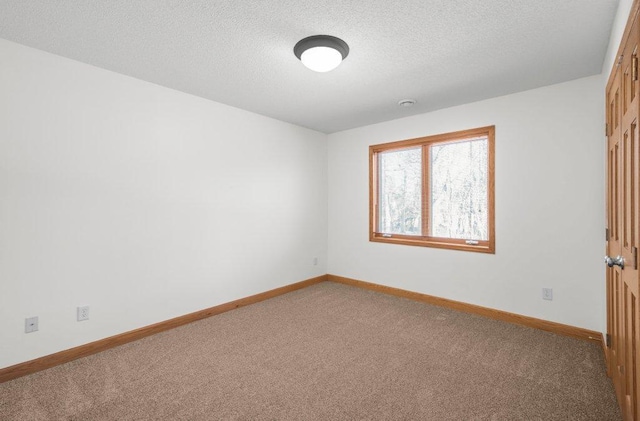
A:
[542,288,553,301]
[25,316,38,333]
[77,306,90,321]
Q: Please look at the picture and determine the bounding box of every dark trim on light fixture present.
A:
[294,35,350,60]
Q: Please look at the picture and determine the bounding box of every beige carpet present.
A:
[0,281,621,420]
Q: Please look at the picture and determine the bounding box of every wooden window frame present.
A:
[369,125,495,254]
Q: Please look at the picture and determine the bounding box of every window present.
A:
[370,126,495,253]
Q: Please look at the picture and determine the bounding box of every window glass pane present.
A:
[378,147,422,235]
[430,137,488,240]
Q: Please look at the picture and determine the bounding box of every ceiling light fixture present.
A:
[294,35,349,73]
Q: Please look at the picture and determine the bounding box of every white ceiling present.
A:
[0,0,620,133]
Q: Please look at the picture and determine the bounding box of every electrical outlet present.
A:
[313,257,318,266]
[542,288,553,301]
[25,316,38,333]
[77,306,90,321]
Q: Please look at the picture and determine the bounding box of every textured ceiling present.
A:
[0,0,620,133]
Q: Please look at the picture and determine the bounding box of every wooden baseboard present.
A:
[2,273,605,384]
[0,275,327,384]
[328,274,603,345]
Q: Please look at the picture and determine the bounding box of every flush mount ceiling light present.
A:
[294,35,349,73]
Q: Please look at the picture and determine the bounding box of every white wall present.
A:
[328,75,605,332]
[1,4,626,369]
[0,39,328,369]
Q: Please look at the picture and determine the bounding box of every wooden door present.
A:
[607,13,640,421]
[607,53,624,411]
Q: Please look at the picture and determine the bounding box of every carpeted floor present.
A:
[0,281,621,420]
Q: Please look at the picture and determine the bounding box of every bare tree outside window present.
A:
[378,148,422,235]
[430,137,488,240]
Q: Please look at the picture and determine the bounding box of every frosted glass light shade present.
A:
[294,35,349,73]
[300,46,343,72]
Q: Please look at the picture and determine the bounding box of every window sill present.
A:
[370,234,495,254]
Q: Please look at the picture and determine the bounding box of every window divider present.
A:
[422,145,430,238]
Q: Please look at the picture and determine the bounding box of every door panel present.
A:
[607,12,640,421]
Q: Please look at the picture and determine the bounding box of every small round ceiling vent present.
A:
[398,99,416,107]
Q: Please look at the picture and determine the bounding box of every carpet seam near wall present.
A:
[327,274,604,344]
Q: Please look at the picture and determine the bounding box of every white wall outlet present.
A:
[25,316,38,333]
[77,306,90,321]
[542,288,553,301]
[313,257,318,266]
